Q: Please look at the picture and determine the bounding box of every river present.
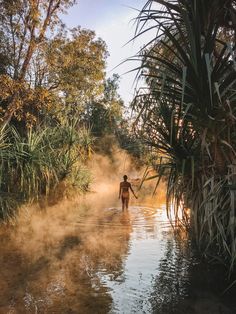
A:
[0,200,236,314]
[0,152,236,313]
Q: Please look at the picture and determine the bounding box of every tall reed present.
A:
[0,120,92,219]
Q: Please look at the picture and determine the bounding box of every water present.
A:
[0,203,236,314]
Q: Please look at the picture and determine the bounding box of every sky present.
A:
[62,0,149,104]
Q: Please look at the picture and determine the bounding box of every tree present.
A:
[0,4,108,129]
[133,0,236,269]
[45,27,108,112]
[85,74,124,137]
[0,0,111,217]
[0,0,76,125]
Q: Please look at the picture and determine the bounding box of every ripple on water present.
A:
[1,205,236,313]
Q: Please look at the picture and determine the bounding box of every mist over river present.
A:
[0,153,235,314]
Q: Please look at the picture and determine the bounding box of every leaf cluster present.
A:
[133,0,236,269]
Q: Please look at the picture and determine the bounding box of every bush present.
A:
[0,121,93,219]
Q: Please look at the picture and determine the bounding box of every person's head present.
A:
[123,175,128,181]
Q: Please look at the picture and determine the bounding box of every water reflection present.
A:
[149,236,192,314]
[0,202,236,313]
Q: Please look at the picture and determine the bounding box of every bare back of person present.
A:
[120,181,131,194]
[119,175,137,210]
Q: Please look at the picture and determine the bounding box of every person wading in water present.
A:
[119,175,138,210]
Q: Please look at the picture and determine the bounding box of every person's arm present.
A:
[119,183,122,199]
[129,183,138,199]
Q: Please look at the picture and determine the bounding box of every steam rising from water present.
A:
[0,149,234,314]
[0,149,163,313]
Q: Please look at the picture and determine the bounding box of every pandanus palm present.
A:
[133,0,236,270]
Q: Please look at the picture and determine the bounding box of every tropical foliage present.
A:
[0,0,119,219]
[0,120,92,219]
[133,0,236,270]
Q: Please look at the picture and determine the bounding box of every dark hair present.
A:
[123,175,128,180]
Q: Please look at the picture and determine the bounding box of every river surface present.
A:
[0,201,236,314]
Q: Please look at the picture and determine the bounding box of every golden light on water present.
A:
[0,151,221,314]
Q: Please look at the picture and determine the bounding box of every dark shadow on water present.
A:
[149,231,236,314]
[56,235,81,259]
